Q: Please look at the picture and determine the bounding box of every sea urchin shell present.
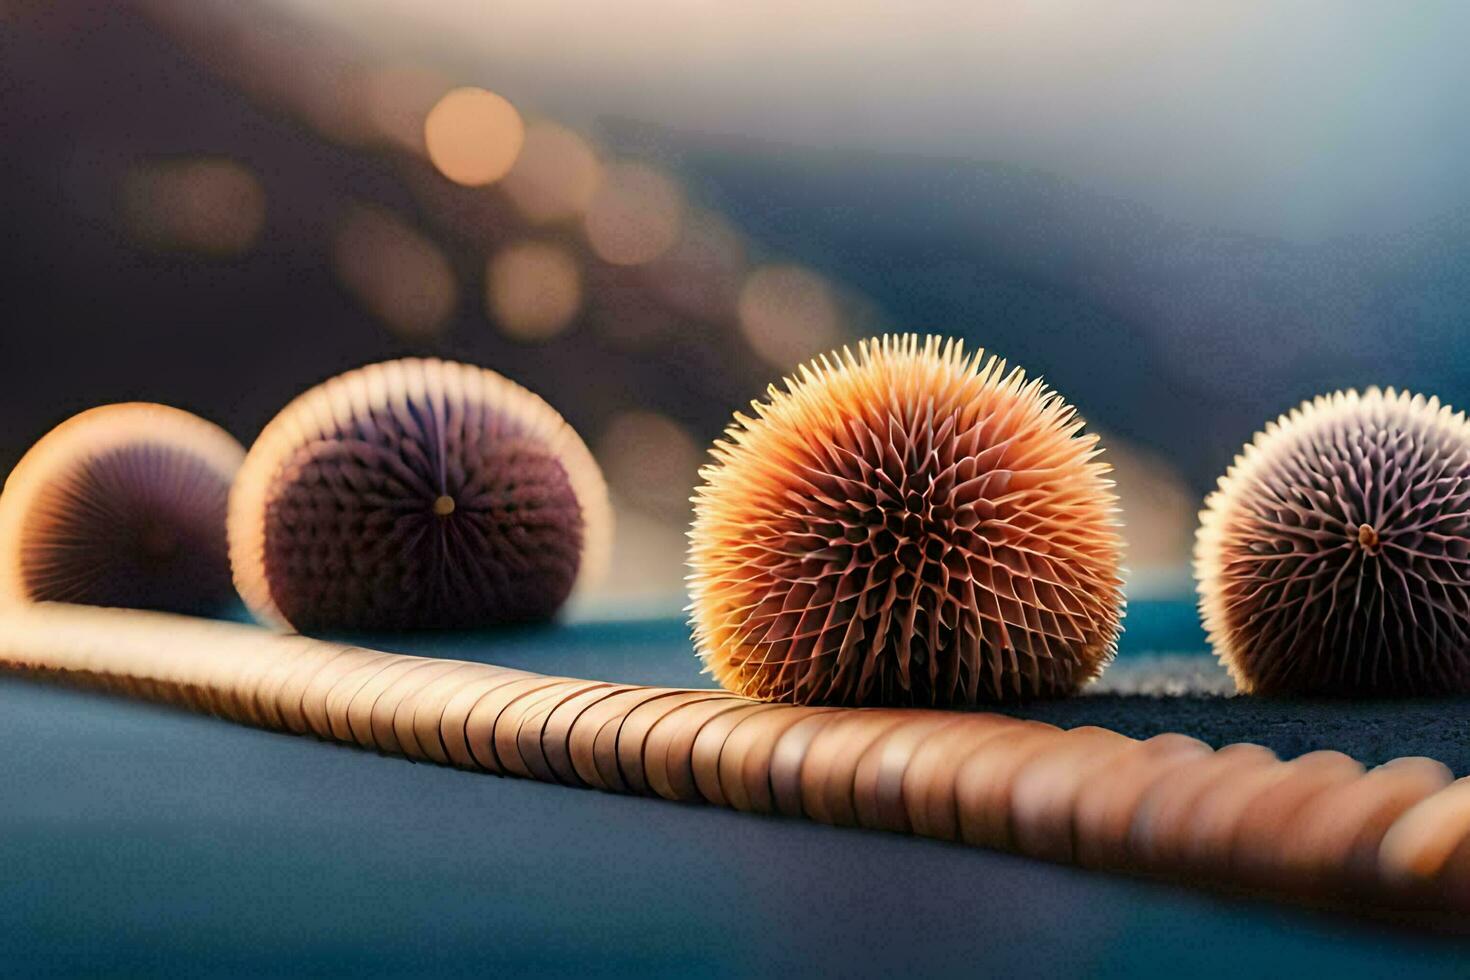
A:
[688,335,1124,706]
[229,358,610,632]
[0,403,245,615]
[1197,388,1470,696]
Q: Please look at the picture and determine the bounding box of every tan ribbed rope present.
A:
[1,602,1467,919]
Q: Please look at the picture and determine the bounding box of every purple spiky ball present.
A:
[229,359,610,632]
[0,403,244,615]
[1197,388,1470,696]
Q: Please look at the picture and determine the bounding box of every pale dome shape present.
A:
[230,358,610,631]
[0,403,244,615]
[1197,388,1470,696]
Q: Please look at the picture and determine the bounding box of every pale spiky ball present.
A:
[229,359,610,631]
[1197,388,1470,696]
[689,335,1124,706]
[0,404,244,615]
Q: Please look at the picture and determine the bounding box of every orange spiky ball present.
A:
[689,335,1125,706]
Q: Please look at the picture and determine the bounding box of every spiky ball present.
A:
[689,335,1124,706]
[0,403,244,614]
[1198,388,1470,696]
[229,358,610,631]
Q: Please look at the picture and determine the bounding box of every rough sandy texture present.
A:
[998,654,1470,774]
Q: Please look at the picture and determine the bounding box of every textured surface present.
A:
[690,335,1124,706]
[0,403,243,615]
[9,603,1470,926]
[229,359,609,631]
[7,679,1467,979]
[1198,389,1470,696]
[2,602,1470,978]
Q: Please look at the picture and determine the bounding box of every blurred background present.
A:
[4,0,1468,617]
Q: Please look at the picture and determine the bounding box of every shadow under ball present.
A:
[0,403,245,615]
[689,334,1125,707]
[1197,388,1470,696]
[229,358,610,632]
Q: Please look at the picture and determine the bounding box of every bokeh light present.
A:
[1103,434,1197,599]
[423,86,525,186]
[359,63,450,154]
[583,162,683,266]
[120,158,266,256]
[502,122,603,224]
[586,408,705,611]
[646,209,747,322]
[595,410,702,520]
[485,240,582,342]
[737,264,842,369]
[332,204,457,342]
[222,19,357,144]
[579,503,690,616]
[585,267,684,348]
[290,51,372,147]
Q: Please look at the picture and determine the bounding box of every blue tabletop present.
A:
[2,601,1467,977]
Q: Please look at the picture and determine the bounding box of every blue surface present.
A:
[1,601,1467,977]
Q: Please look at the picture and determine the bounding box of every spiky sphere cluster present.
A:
[689,335,1124,706]
[1198,388,1470,696]
[229,358,610,632]
[0,403,245,615]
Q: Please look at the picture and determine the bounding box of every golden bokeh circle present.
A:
[423,87,525,187]
[583,163,683,266]
[486,240,583,342]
